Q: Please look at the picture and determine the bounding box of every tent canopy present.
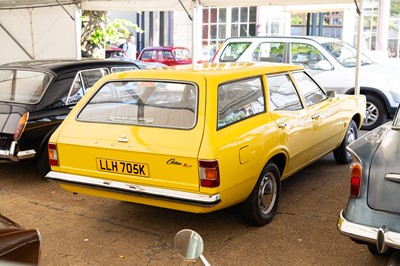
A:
[0,0,357,12]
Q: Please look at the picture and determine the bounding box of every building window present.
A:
[202,7,227,61]
[231,7,257,37]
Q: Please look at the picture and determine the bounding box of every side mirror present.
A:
[317,60,334,71]
[174,229,211,266]
[326,90,336,98]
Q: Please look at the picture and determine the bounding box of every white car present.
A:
[212,36,400,130]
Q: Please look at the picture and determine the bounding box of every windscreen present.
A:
[321,41,373,67]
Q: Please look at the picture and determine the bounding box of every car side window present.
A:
[291,71,328,106]
[252,42,284,63]
[164,51,174,60]
[220,42,251,62]
[66,68,109,105]
[290,43,332,70]
[141,51,153,60]
[267,74,303,111]
[217,77,265,129]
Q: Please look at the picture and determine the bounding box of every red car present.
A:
[105,45,128,59]
[137,46,192,66]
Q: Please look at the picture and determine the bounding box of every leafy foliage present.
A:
[81,11,143,59]
[391,0,400,17]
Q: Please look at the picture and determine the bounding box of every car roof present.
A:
[0,59,137,73]
[223,35,341,44]
[106,62,303,81]
[141,46,189,51]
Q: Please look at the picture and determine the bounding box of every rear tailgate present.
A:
[55,124,203,192]
[368,130,400,214]
[53,79,206,193]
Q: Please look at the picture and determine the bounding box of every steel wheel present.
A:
[241,162,281,226]
[258,171,278,215]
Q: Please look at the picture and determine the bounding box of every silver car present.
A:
[212,36,400,130]
[337,104,400,256]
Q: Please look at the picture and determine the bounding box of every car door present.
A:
[290,71,344,157]
[267,73,314,178]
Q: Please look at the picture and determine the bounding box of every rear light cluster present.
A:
[14,112,29,141]
[199,160,220,188]
[48,143,59,167]
[350,163,362,197]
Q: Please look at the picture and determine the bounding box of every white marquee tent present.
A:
[0,0,363,91]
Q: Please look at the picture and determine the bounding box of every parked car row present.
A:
[45,62,365,226]
[2,35,400,264]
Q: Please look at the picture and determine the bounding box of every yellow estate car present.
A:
[46,63,366,226]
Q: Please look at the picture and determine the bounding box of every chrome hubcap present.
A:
[258,172,277,214]
[346,127,356,146]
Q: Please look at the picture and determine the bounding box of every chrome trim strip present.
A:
[385,174,400,183]
[46,171,221,207]
[338,210,400,250]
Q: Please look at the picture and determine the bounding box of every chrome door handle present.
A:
[311,114,320,120]
[278,122,287,128]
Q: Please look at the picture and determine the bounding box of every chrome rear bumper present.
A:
[0,141,36,161]
[338,210,400,253]
[46,171,221,207]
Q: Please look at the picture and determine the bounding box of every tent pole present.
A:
[354,0,363,95]
[192,0,202,65]
[75,7,82,59]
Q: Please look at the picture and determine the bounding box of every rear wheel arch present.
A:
[268,153,286,177]
[351,113,362,129]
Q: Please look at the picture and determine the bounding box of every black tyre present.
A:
[240,162,281,226]
[36,147,50,177]
[367,243,393,257]
[362,94,387,130]
[334,120,358,164]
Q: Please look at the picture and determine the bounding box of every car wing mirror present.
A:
[326,90,336,98]
[174,229,211,266]
[318,60,333,71]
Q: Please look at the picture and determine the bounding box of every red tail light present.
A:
[48,143,58,167]
[199,160,220,188]
[350,163,362,197]
[14,112,29,140]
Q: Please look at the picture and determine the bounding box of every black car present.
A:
[0,59,139,175]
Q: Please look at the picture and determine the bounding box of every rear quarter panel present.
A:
[336,94,366,129]
[197,74,281,208]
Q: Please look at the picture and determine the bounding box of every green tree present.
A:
[81,11,143,59]
[391,0,400,17]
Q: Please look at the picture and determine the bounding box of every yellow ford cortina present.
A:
[46,63,366,226]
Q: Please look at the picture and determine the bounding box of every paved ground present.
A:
[0,152,393,266]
